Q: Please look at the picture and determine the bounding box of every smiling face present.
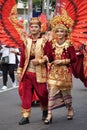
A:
[55,28,67,40]
[29,24,41,35]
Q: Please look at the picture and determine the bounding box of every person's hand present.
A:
[53,60,62,65]
[43,55,48,62]
[17,73,22,82]
[47,31,53,41]
[42,35,48,43]
[32,59,39,66]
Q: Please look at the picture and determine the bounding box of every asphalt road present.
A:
[0,75,87,130]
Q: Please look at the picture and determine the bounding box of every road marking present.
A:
[0,86,18,93]
[0,73,18,93]
[0,76,2,79]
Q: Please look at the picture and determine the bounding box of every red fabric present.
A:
[71,53,84,80]
[21,72,48,109]
[18,82,23,100]
[18,82,39,102]
[32,90,39,102]
[71,52,87,87]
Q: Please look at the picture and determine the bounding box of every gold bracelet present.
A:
[17,67,22,74]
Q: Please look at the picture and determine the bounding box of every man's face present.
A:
[29,24,41,35]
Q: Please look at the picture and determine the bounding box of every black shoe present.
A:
[42,110,48,121]
[19,117,29,125]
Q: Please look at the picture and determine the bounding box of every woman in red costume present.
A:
[54,0,87,89]
[44,10,77,124]
[17,17,53,125]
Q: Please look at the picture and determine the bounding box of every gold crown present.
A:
[50,9,73,31]
[29,17,41,27]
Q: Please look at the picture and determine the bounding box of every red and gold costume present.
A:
[53,0,87,89]
[17,36,53,118]
[44,3,77,123]
[0,1,87,90]
[46,39,77,110]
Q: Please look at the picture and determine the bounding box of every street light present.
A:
[46,0,50,20]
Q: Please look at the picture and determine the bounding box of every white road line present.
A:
[0,86,18,93]
[0,73,18,93]
[0,76,2,79]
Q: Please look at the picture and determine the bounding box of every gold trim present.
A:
[22,108,31,118]
[17,67,23,74]
[27,68,36,73]
[48,79,72,89]
[62,59,70,65]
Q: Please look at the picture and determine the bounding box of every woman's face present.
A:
[55,28,67,39]
[29,24,41,35]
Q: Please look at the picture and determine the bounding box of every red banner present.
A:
[55,0,66,15]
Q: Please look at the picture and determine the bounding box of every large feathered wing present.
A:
[0,0,23,48]
[71,0,87,49]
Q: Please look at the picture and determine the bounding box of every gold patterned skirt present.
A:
[47,65,72,110]
[48,65,72,90]
[47,86,72,110]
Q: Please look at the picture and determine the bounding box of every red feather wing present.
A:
[0,0,23,48]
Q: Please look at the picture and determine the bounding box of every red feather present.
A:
[0,0,23,48]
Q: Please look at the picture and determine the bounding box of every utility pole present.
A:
[28,0,32,22]
[46,0,50,20]
[23,2,27,20]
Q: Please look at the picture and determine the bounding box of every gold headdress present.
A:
[51,0,87,50]
[50,9,73,32]
[29,17,41,27]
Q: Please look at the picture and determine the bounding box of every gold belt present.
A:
[27,68,36,73]
[27,60,36,73]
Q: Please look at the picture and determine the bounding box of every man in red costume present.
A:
[17,17,53,125]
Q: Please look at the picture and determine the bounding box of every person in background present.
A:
[44,14,77,124]
[17,17,53,125]
[0,45,20,90]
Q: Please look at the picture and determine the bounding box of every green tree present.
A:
[21,0,27,3]
[16,0,18,3]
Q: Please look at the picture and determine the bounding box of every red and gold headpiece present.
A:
[50,9,73,32]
